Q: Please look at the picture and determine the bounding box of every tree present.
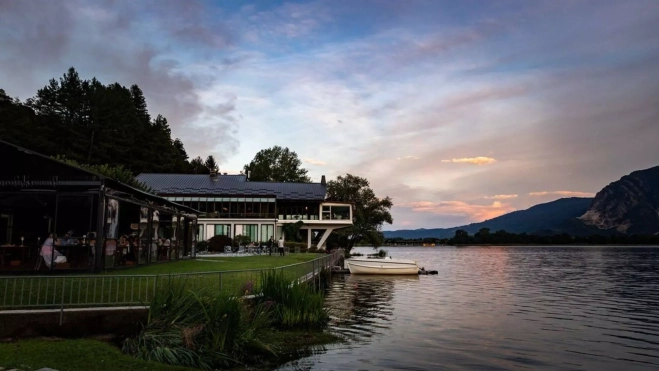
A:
[243,146,311,182]
[452,230,470,245]
[282,221,304,242]
[325,174,393,254]
[55,155,154,193]
[474,228,491,244]
[190,156,207,174]
[205,155,218,173]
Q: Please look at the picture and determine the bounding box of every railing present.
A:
[0,250,342,310]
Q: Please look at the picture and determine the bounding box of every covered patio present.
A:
[0,140,198,274]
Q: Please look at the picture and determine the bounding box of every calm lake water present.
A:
[277,246,659,371]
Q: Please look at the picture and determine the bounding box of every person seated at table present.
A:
[61,230,76,246]
[41,233,67,268]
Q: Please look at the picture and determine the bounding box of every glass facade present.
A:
[321,205,351,220]
[214,224,231,237]
[260,224,274,243]
[166,197,276,218]
[278,202,320,220]
[235,224,258,242]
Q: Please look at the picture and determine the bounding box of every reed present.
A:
[258,270,329,328]
[123,277,269,369]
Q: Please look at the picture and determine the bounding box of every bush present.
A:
[258,270,329,329]
[123,279,272,369]
[208,235,232,252]
[196,240,209,252]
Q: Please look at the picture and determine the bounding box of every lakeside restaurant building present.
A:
[0,140,198,273]
[136,171,353,249]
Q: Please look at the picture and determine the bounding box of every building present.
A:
[136,171,353,249]
[0,140,198,273]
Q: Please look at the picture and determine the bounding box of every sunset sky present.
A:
[2,0,658,230]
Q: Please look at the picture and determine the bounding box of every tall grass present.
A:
[258,270,329,328]
[123,272,330,369]
[122,277,270,369]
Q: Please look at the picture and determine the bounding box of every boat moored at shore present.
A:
[346,256,419,275]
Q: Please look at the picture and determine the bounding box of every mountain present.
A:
[384,197,594,239]
[579,166,659,235]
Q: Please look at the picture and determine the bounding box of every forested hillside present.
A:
[0,67,212,175]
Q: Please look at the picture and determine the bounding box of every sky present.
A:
[1,0,659,230]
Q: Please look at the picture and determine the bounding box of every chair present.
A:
[105,239,117,268]
[34,248,44,270]
[224,246,232,254]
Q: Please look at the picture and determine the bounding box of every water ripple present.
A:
[277,246,659,371]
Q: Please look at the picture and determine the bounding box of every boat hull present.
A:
[346,258,419,275]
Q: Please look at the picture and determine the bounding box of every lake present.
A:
[277,246,659,371]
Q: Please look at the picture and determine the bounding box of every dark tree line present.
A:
[385,228,659,246]
[0,67,218,175]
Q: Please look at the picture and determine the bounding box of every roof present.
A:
[0,140,198,215]
[136,173,327,201]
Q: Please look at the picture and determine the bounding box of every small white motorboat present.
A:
[346,256,419,275]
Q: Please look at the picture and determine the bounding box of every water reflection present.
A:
[278,246,659,371]
[326,275,416,342]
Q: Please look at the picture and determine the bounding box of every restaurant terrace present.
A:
[0,140,198,274]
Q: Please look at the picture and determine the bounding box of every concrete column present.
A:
[307,228,312,249]
[316,227,335,250]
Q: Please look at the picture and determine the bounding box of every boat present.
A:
[346,256,419,275]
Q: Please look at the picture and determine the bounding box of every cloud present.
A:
[529,191,595,197]
[397,156,420,160]
[398,200,516,222]
[0,0,240,162]
[485,194,518,200]
[441,157,497,165]
[304,158,327,166]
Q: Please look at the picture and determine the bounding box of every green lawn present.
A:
[0,331,342,371]
[1,253,332,309]
[106,253,321,275]
[0,339,194,371]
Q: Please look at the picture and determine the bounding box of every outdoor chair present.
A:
[224,246,232,254]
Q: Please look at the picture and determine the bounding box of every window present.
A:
[197,224,205,242]
[321,205,350,220]
[260,224,274,243]
[214,224,231,237]
[235,224,258,242]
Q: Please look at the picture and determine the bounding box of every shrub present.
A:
[208,235,232,252]
[258,270,329,329]
[123,278,271,369]
[196,240,209,252]
[377,249,388,258]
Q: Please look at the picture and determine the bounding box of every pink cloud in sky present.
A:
[529,191,595,197]
[441,157,497,165]
[485,194,518,199]
[398,200,516,222]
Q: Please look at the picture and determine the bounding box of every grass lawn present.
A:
[1,253,331,309]
[106,253,321,275]
[0,330,343,371]
[0,339,194,371]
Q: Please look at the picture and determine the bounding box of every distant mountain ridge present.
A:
[580,166,659,235]
[385,165,659,239]
[384,198,593,239]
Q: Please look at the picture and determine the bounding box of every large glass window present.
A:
[214,224,231,237]
[260,224,274,244]
[237,224,258,242]
[321,205,351,220]
[197,224,205,242]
